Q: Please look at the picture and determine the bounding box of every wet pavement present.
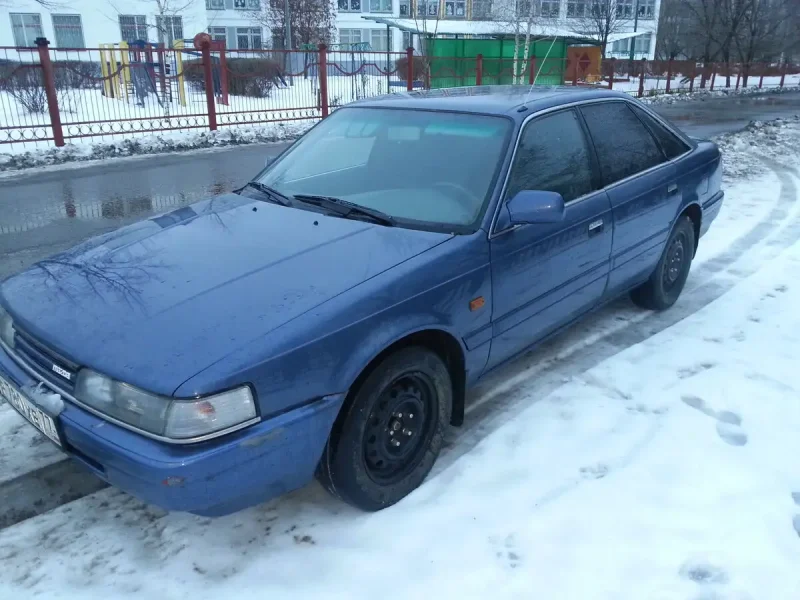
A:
[1,92,799,280]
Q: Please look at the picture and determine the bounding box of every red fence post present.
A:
[201,41,218,131]
[780,61,787,88]
[735,68,741,90]
[608,58,615,89]
[638,59,646,98]
[218,41,229,106]
[475,53,483,86]
[318,44,329,117]
[528,55,536,85]
[666,58,673,94]
[406,47,414,91]
[35,38,64,147]
[710,64,717,91]
[689,62,696,92]
[759,65,764,89]
[572,57,578,86]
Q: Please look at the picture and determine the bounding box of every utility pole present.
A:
[283,0,293,85]
[628,0,640,70]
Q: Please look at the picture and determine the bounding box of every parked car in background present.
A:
[0,86,723,516]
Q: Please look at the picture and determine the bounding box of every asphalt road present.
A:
[1,92,799,281]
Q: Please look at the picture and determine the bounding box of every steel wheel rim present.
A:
[363,372,437,485]
[663,233,686,290]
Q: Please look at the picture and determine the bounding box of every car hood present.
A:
[0,194,451,395]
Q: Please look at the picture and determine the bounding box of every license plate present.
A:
[0,374,62,447]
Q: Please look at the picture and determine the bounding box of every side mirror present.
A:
[265,156,276,168]
[507,190,565,225]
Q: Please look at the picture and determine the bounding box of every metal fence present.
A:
[1,38,798,151]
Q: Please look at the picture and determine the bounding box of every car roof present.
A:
[349,85,637,118]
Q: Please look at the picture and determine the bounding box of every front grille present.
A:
[13,328,78,392]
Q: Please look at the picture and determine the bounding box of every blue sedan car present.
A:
[0,86,722,516]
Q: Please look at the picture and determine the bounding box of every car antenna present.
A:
[524,35,559,106]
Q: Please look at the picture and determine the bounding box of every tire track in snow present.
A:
[438,162,799,475]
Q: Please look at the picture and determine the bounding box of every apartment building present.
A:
[0,0,659,58]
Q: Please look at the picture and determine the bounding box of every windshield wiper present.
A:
[292,194,395,226]
[238,181,292,206]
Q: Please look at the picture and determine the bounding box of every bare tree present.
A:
[250,0,335,49]
[572,0,632,58]
[656,0,692,59]
[108,0,195,45]
[408,2,442,85]
[734,0,793,83]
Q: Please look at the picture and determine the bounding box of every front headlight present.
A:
[0,304,15,350]
[74,369,258,440]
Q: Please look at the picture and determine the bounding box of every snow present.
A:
[1,119,800,598]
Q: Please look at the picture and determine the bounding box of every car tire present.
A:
[630,216,696,311]
[316,346,452,512]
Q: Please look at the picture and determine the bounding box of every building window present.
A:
[338,0,362,11]
[236,27,262,49]
[402,31,413,50]
[206,0,225,8]
[616,0,633,17]
[156,15,183,46]
[540,0,559,17]
[634,32,652,53]
[612,38,628,53]
[638,0,656,18]
[370,29,390,51]
[399,0,411,14]
[567,0,587,17]
[444,0,466,16]
[234,0,261,8]
[418,0,439,16]
[369,0,392,10]
[339,28,363,46]
[209,26,227,43]
[51,14,85,48]
[119,15,148,43]
[10,13,43,47]
[517,0,534,16]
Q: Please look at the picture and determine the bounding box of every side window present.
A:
[506,110,594,203]
[630,105,691,160]
[580,102,666,186]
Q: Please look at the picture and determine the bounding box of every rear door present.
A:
[487,108,613,370]
[579,101,680,297]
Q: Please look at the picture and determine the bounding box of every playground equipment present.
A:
[97,38,224,108]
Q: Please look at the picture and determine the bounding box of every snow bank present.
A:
[714,116,800,180]
[0,122,312,173]
[640,84,800,105]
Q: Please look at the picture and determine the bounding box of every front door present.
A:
[487,108,613,371]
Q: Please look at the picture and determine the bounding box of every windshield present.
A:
[257,107,512,229]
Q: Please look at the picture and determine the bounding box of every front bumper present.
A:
[0,346,344,516]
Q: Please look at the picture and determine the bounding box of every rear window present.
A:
[580,102,667,186]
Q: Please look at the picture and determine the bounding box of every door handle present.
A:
[588,219,604,236]
[667,183,679,194]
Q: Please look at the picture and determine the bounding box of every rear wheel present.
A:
[316,346,452,511]
[631,216,696,311]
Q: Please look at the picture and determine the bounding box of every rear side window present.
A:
[506,109,594,203]
[580,102,666,186]
[630,105,691,159]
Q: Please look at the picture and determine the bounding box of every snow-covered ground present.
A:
[0,120,799,598]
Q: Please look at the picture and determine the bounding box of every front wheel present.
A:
[631,216,696,311]
[316,346,452,511]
